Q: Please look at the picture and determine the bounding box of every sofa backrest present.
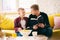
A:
[0,13,60,30]
[48,13,60,28]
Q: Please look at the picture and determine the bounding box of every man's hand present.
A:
[33,25,38,30]
[38,23,45,28]
[18,28,22,31]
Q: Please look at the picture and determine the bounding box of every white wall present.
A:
[0,0,2,12]
[37,0,60,14]
[0,0,60,14]
[54,0,60,13]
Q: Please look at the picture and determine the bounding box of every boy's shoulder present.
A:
[14,17,21,22]
[24,17,28,21]
[24,17,28,19]
[15,17,20,20]
[15,17,28,21]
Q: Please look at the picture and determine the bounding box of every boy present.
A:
[14,8,28,36]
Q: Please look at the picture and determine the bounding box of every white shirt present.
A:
[20,19,26,29]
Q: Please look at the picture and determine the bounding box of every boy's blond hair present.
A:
[18,8,24,11]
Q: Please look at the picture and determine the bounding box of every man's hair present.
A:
[18,8,24,11]
[31,4,39,10]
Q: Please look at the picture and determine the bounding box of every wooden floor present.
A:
[50,31,60,40]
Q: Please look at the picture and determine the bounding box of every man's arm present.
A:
[42,13,50,28]
[26,14,33,29]
[26,15,31,29]
[37,12,50,28]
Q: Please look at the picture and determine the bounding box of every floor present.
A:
[50,31,60,40]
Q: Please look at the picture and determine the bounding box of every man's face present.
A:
[18,10,25,17]
[31,8,38,15]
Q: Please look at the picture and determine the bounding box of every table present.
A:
[2,30,48,40]
[2,35,48,40]
[16,36,48,40]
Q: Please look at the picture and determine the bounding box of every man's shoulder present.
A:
[29,14,37,18]
[29,14,33,17]
[40,12,47,15]
[40,12,47,16]
[29,14,33,18]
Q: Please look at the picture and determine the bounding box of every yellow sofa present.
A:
[0,13,60,37]
[48,13,60,32]
[0,14,14,30]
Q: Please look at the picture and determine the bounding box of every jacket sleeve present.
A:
[14,19,19,32]
[43,13,50,28]
[26,14,31,29]
[25,17,29,28]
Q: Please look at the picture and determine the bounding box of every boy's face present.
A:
[18,9,25,17]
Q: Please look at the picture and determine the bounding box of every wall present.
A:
[0,0,60,14]
[0,0,2,12]
[37,0,60,14]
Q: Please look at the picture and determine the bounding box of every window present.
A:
[19,0,37,12]
[2,0,17,12]
[2,0,37,13]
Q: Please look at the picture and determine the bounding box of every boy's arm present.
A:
[14,19,19,32]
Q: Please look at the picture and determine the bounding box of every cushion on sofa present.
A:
[54,16,60,29]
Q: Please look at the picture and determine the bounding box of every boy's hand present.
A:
[18,28,22,31]
[33,25,38,30]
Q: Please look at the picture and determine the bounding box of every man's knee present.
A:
[46,28,53,37]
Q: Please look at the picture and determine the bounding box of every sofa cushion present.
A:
[54,16,60,29]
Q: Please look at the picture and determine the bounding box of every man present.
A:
[14,8,28,36]
[27,4,52,38]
